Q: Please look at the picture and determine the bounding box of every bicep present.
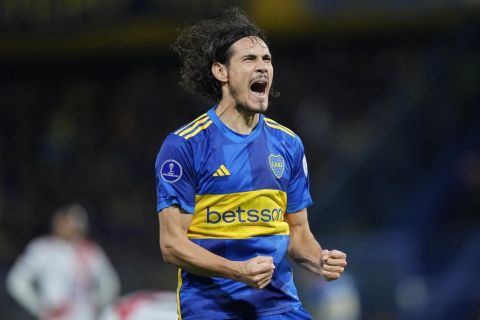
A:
[285,208,317,247]
[158,206,193,241]
[284,208,310,233]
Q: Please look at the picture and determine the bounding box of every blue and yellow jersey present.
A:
[155,106,312,319]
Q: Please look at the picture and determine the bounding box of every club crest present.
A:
[268,154,285,179]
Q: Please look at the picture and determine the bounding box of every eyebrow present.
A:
[242,53,272,59]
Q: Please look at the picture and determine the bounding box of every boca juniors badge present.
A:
[160,159,183,183]
[268,154,285,179]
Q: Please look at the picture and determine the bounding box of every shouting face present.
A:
[216,36,274,114]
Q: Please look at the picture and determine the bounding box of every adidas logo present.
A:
[213,164,231,177]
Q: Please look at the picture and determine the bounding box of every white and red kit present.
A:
[6,236,120,320]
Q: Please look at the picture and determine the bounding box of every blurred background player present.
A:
[6,204,120,320]
[99,290,177,320]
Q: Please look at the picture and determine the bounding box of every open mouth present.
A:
[250,80,268,98]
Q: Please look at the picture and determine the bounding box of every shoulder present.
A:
[263,116,297,139]
[263,116,303,148]
[155,112,213,173]
[158,112,212,152]
[20,236,59,261]
[170,112,213,142]
[27,235,57,250]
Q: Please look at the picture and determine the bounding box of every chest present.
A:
[37,242,95,276]
[193,136,292,195]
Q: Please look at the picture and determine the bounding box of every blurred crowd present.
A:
[1,15,479,320]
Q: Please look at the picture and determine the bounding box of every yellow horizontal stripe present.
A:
[184,120,213,139]
[188,189,288,239]
[174,113,207,135]
[213,172,218,177]
[264,118,295,136]
[178,116,210,137]
[220,164,230,175]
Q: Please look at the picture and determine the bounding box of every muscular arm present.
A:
[158,206,274,288]
[285,209,323,275]
[285,209,347,280]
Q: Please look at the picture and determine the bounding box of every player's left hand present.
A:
[320,249,347,281]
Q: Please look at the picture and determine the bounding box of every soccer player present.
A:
[6,204,120,320]
[155,7,347,320]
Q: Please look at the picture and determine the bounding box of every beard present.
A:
[236,101,268,115]
[229,85,269,115]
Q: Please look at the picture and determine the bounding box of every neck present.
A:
[54,231,84,242]
[215,99,259,135]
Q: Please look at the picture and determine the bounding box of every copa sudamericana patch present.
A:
[160,159,183,183]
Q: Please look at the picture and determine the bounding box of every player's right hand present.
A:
[237,256,275,289]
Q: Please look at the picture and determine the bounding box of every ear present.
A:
[211,62,228,83]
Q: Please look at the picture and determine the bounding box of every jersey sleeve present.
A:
[286,137,313,212]
[155,134,196,214]
[5,239,45,316]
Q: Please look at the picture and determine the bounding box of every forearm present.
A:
[288,229,323,275]
[286,211,347,281]
[158,207,274,288]
[160,234,241,280]
[159,207,243,280]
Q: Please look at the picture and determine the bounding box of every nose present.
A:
[255,60,269,74]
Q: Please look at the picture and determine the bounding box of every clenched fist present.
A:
[236,256,275,289]
[320,249,347,281]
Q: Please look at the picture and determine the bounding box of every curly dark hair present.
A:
[171,7,267,101]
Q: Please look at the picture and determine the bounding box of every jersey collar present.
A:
[207,106,264,143]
